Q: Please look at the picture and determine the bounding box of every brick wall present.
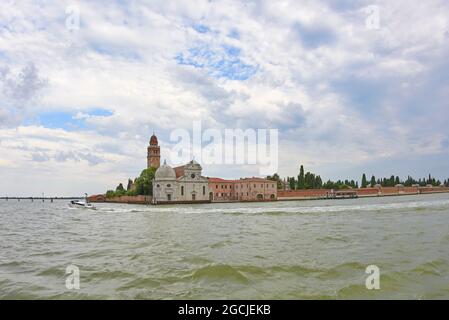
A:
[356,188,379,196]
[277,189,329,198]
[420,187,449,193]
[105,195,152,204]
[278,186,449,200]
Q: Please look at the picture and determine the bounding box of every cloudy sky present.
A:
[1,0,448,196]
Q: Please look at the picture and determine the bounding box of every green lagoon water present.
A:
[1,193,449,299]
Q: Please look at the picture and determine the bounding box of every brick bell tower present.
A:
[147,133,160,169]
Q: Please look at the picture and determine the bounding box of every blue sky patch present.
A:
[36,108,112,131]
[228,29,240,39]
[192,24,210,33]
[294,22,337,48]
[175,44,257,80]
[90,43,141,61]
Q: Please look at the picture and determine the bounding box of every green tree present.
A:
[316,175,323,189]
[115,183,126,196]
[135,167,156,195]
[370,175,376,187]
[361,174,368,188]
[297,165,305,189]
[106,190,116,198]
[267,173,283,189]
[288,177,296,190]
[126,178,133,191]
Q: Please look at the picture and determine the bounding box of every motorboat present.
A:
[68,193,96,210]
[69,200,96,209]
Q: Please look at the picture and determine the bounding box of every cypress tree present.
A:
[297,165,305,189]
[361,174,368,188]
[126,178,133,191]
[370,175,376,187]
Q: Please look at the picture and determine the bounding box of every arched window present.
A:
[203,186,206,195]
[181,186,184,196]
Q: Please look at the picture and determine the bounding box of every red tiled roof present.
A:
[238,177,270,182]
[208,177,271,183]
[208,177,234,183]
[173,166,185,178]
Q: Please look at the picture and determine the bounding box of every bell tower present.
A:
[147,133,160,169]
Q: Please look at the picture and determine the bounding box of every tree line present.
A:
[361,173,444,188]
[269,165,449,190]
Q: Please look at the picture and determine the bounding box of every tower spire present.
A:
[148,131,161,169]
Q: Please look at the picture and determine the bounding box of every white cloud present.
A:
[0,0,448,195]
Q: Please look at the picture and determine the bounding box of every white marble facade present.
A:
[153,160,209,203]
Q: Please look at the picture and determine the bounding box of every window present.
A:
[181,186,184,196]
[167,194,171,201]
[167,184,171,187]
[203,186,205,195]
[216,185,218,189]
[156,184,160,188]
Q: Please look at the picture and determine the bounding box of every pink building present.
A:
[208,177,277,202]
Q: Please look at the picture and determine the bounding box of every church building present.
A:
[148,134,209,204]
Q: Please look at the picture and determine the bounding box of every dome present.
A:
[150,134,158,146]
[155,161,176,180]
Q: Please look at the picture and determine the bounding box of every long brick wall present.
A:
[356,188,379,196]
[278,186,449,200]
[103,195,152,204]
[420,187,449,193]
[277,189,330,199]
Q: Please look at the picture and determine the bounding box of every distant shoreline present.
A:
[88,188,449,205]
[2,189,448,205]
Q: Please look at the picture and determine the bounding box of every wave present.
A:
[410,259,448,277]
[190,199,449,216]
[184,264,250,284]
[118,277,161,290]
[96,207,145,213]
